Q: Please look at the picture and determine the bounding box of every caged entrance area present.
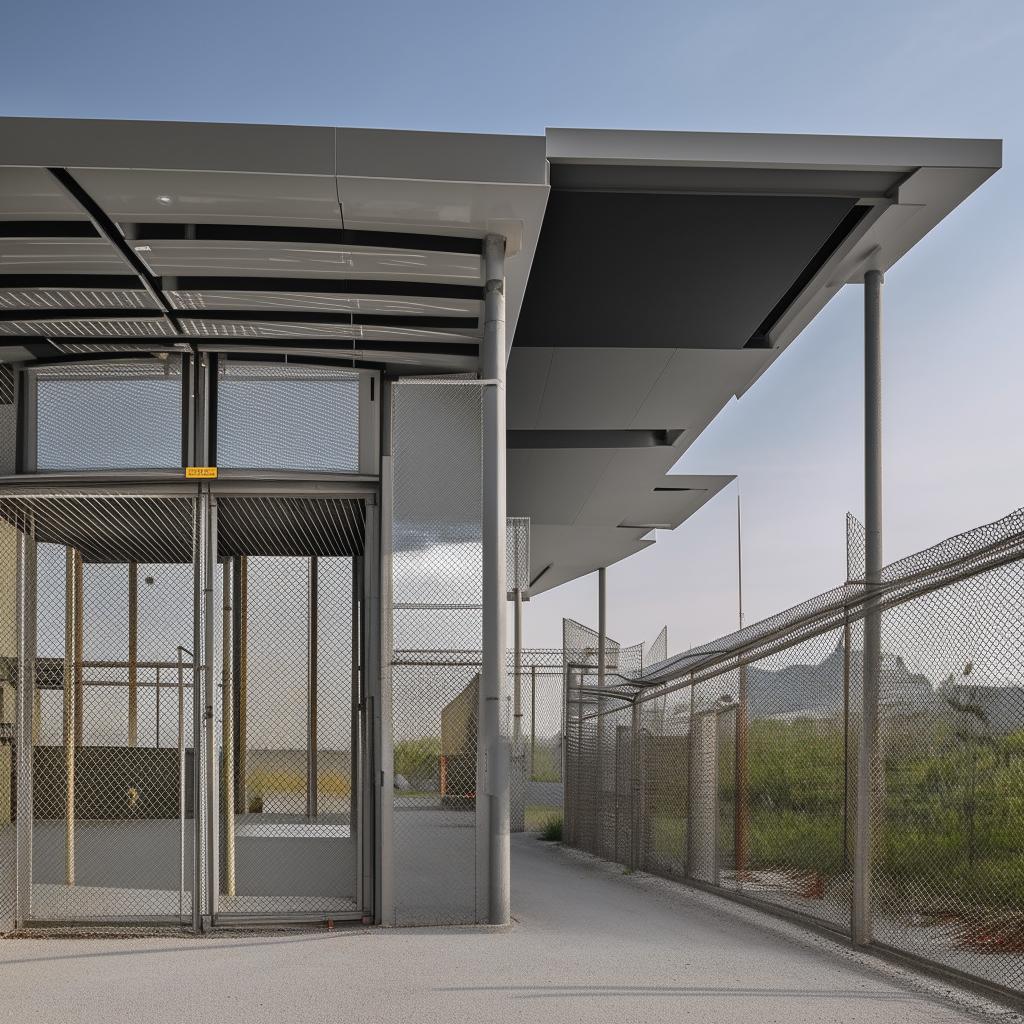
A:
[0,489,368,927]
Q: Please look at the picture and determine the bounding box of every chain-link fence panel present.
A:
[714,632,852,931]
[871,559,1024,993]
[0,518,18,931]
[391,380,483,925]
[0,493,198,925]
[565,503,1024,999]
[639,694,689,879]
[219,553,357,917]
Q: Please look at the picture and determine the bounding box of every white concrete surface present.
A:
[1,833,1017,1024]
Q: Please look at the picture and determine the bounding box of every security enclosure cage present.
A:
[0,352,382,930]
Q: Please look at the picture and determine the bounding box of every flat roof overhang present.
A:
[0,119,1001,593]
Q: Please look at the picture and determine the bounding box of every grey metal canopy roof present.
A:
[0,118,1001,592]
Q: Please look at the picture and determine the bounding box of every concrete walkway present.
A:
[1,834,1015,1024]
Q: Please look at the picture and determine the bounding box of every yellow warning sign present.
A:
[185,466,218,479]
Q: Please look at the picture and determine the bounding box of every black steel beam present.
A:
[45,168,183,335]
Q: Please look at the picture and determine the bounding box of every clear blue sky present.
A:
[4,0,1022,651]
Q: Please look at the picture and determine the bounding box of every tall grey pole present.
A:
[14,523,36,927]
[221,558,235,898]
[853,267,883,945]
[481,233,510,925]
[203,492,219,921]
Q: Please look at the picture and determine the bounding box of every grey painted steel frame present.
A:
[4,353,383,930]
[853,268,883,945]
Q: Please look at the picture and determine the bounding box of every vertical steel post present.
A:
[221,559,235,898]
[203,492,218,921]
[15,523,36,927]
[734,492,749,881]
[307,556,319,819]
[177,646,186,923]
[191,497,203,932]
[127,561,138,747]
[853,267,883,946]
[63,547,76,887]
[481,233,509,925]
[234,556,248,814]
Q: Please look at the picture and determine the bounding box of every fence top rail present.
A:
[636,503,1024,695]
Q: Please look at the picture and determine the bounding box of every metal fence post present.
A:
[221,558,235,899]
[63,547,77,887]
[14,522,36,927]
[203,491,219,922]
[853,267,883,945]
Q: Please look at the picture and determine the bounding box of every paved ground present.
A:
[1,834,1017,1024]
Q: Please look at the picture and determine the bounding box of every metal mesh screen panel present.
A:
[34,359,183,472]
[221,554,357,916]
[217,361,360,472]
[391,379,483,925]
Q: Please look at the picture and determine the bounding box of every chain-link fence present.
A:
[564,506,1024,1000]
[0,488,367,930]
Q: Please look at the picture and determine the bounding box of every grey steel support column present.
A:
[221,559,235,898]
[202,490,219,922]
[127,561,138,747]
[734,493,749,881]
[853,267,883,946]
[368,485,389,923]
[481,234,510,925]
[14,523,36,927]
[307,556,319,819]
[191,497,203,932]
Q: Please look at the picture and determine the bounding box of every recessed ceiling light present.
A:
[156,195,173,205]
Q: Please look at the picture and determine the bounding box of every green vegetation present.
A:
[537,814,563,842]
[645,695,1024,913]
[529,745,562,783]
[394,737,441,783]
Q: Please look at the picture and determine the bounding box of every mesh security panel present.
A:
[217,362,360,473]
[35,359,183,472]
